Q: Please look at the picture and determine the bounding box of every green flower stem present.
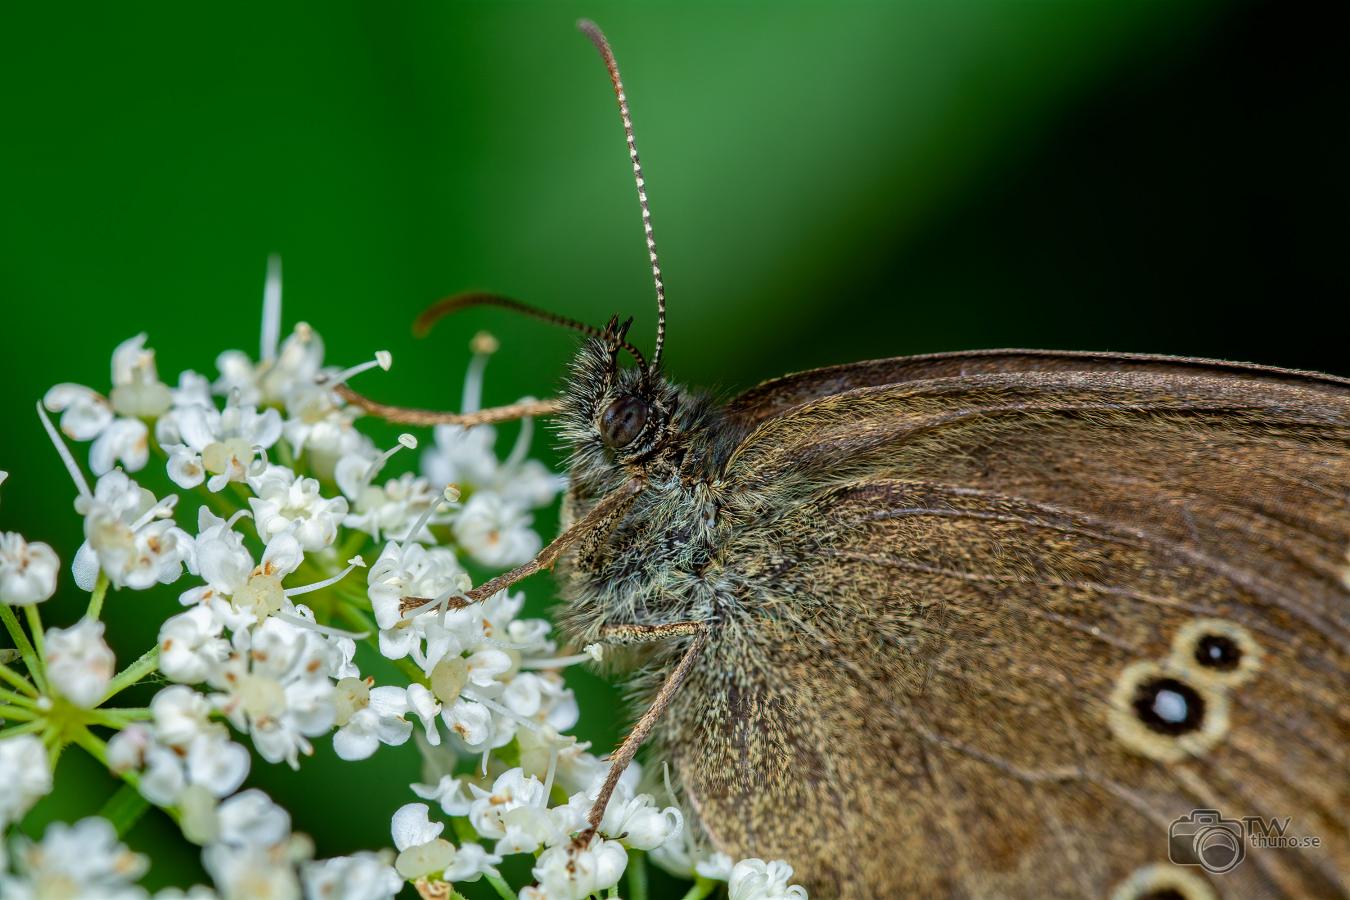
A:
[43,723,64,769]
[678,878,719,900]
[0,659,38,696]
[482,871,518,900]
[274,438,295,470]
[75,724,183,826]
[607,887,620,898]
[86,707,154,728]
[0,604,46,693]
[70,722,110,762]
[627,850,650,900]
[87,572,111,621]
[101,646,160,703]
[0,684,37,707]
[0,719,46,739]
[24,605,45,660]
[0,704,38,720]
[98,781,152,838]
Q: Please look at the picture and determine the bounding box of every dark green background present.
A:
[2,2,1345,895]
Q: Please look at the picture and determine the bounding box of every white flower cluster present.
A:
[0,471,59,607]
[0,263,808,899]
[392,749,684,898]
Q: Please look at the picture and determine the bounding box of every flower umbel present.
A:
[0,261,795,899]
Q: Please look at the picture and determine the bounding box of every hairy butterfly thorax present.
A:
[552,331,743,647]
[332,19,1350,899]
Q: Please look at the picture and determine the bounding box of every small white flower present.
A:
[453,493,541,568]
[216,789,292,849]
[43,334,171,476]
[0,531,60,605]
[111,716,249,808]
[531,837,628,900]
[390,802,453,880]
[169,370,214,410]
[300,852,402,900]
[248,465,348,552]
[410,775,473,817]
[599,792,683,851]
[467,769,547,842]
[0,817,150,900]
[189,510,256,592]
[45,618,115,707]
[496,458,565,510]
[441,697,493,750]
[152,685,216,748]
[281,383,368,482]
[390,802,442,851]
[728,858,809,900]
[74,470,191,591]
[440,841,499,883]
[90,417,152,477]
[178,511,304,630]
[555,746,642,803]
[209,618,337,769]
[109,333,173,418]
[201,844,301,900]
[404,684,443,746]
[421,424,500,490]
[421,411,562,513]
[184,732,251,799]
[158,606,230,684]
[107,724,154,774]
[139,742,187,807]
[0,735,52,827]
[332,683,412,761]
[214,286,326,406]
[696,852,735,881]
[43,383,113,440]
[160,401,282,492]
[366,541,467,631]
[340,471,446,544]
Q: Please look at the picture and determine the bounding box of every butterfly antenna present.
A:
[578,19,668,371]
[415,292,647,371]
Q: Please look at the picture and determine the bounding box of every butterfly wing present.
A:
[662,355,1349,898]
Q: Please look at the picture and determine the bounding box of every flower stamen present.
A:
[273,611,369,640]
[320,352,393,390]
[461,331,499,414]
[260,254,283,364]
[283,556,368,599]
[356,434,418,497]
[36,401,92,499]
[401,485,459,544]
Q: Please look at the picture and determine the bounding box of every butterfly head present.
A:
[557,316,682,476]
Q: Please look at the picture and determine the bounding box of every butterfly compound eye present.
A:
[601,396,649,449]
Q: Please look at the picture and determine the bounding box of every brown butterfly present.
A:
[340,21,1350,899]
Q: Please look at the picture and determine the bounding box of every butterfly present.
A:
[340,21,1350,899]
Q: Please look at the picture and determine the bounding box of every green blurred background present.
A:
[1,1,1345,895]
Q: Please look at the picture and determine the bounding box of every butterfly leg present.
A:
[579,625,709,840]
[599,620,706,645]
[398,479,645,619]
